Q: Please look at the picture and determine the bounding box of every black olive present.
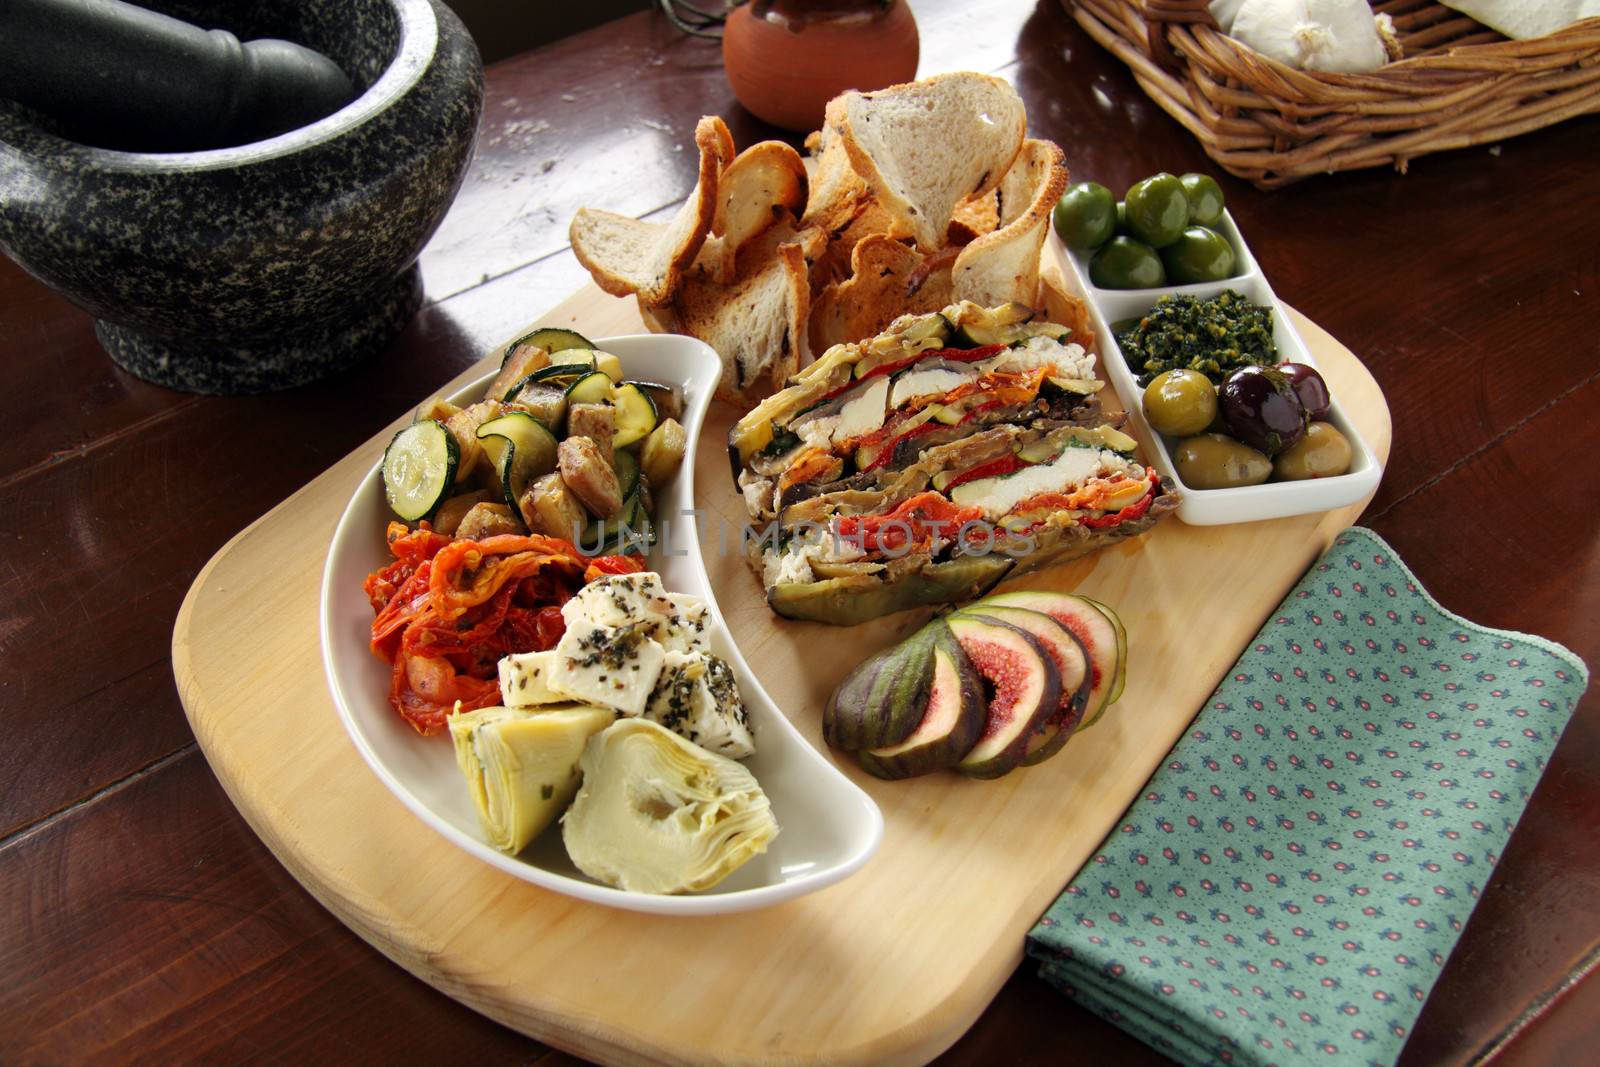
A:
[1219,365,1306,456]
[1278,362,1331,421]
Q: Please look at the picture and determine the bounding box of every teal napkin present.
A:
[1027,527,1589,1067]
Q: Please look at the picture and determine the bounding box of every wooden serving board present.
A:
[173,279,1390,1066]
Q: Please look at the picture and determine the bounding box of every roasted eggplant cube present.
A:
[558,436,623,519]
[519,472,588,540]
[567,402,616,464]
[455,501,526,540]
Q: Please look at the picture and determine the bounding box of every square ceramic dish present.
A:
[1056,211,1384,525]
[320,334,883,915]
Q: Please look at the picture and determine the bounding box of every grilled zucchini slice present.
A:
[502,356,598,401]
[612,447,640,502]
[501,328,594,368]
[612,383,658,448]
[477,412,559,510]
[581,489,654,555]
[565,371,615,406]
[383,420,458,521]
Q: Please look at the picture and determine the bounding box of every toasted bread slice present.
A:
[659,236,810,404]
[569,116,731,304]
[838,73,1027,253]
[952,139,1067,309]
[807,195,899,296]
[801,97,873,236]
[698,140,809,285]
[809,234,957,354]
[947,189,999,245]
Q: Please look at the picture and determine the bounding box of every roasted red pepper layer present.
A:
[363,521,642,735]
[826,473,1161,560]
[835,491,984,554]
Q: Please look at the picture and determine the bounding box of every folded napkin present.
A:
[1027,526,1589,1067]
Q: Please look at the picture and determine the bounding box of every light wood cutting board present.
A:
[173,276,1391,1066]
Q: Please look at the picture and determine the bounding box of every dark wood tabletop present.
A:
[3,1,1596,1063]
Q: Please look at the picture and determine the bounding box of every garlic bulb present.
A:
[1209,0,1247,33]
[1228,0,1393,73]
[1438,1,1600,41]
[562,719,778,894]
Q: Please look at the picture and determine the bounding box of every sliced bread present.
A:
[569,115,731,304]
[698,140,809,286]
[952,138,1067,308]
[838,73,1027,253]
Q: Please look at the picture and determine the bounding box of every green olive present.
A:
[1272,422,1353,481]
[1124,173,1190,249]
[1179,173,1225,226]
[1143,369,1219,436]
[1088,236,1166,289]
[1160,225,1236,284]
[1053,181,1117,251]
[1174,433,1272,490]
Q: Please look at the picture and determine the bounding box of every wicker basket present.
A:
[1068,0,1600,187]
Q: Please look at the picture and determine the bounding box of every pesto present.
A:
[1118,290,1277,387]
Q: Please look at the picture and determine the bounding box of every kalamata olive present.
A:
[1278,362,1331,421]
[1143,369,1218,436]
[1273,422,1353,481]
[1219,365,1306,456]
[1173,433,1272,489]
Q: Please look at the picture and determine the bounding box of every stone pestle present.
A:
[0,0,357,152]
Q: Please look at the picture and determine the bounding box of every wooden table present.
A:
[2,2,1595,1063]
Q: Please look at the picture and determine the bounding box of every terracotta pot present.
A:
[721,0,919,132]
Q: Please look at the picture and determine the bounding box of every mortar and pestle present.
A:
[0,0,484,393]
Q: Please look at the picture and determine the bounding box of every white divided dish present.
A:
[1057,210,1383,525]
[321,334,883,914]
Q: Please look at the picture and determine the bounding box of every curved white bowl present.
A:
[320,333,883,914]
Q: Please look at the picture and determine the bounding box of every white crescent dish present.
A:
[320,333,883,915]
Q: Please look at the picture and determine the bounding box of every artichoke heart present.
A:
[449,704,616,855]
[562,719,778,894]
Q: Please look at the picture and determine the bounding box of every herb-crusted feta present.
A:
[549,620,666,715]
[658,592,711,654]
[644,650,754,759]
[561,571,677,630]
[496,571,750,752]
[498,649,569,707]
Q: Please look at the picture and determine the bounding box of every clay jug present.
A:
[722,0,920,132]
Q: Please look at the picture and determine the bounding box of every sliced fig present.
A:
[856,626,985,780]
[1077,594,1128,712]
[823,621,940,751]
[957,605,1091,766]
[947,616,1061,779]
[981,590,1122,728]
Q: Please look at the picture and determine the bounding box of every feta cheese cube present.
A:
[644,650,755,759]
[658,592,711,654]
[497,650,570,707]
[550,620,666,716]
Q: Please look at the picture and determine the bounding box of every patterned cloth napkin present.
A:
[1027,527,1589,1067]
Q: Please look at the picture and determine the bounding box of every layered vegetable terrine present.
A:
[728,301,1176,625]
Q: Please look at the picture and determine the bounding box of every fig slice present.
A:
[947,615,1061,779]
[980,590,1123,728]
[823,621,940,751]
[956,605,1091,766]
[856,625,985,780]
